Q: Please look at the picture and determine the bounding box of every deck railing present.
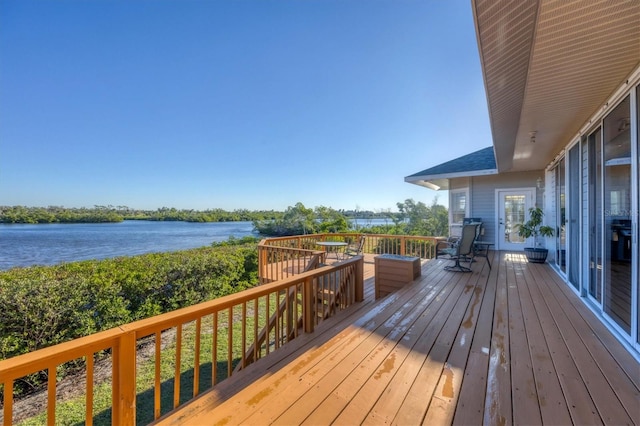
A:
[260,232,442,268]
[257,242,325,285]
[0,256,364,425]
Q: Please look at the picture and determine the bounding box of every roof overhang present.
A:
[405,168,497,191]
[405,146,498,190]
[472,0,640,172]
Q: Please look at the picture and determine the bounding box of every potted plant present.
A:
[517,206,554,263]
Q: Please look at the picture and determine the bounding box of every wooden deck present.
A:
[154,252,640,425]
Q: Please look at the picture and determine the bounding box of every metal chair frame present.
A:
[438,223,480,273]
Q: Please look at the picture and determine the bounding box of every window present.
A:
[450,189,468,225]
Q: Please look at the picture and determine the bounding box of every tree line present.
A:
[253,198,449,237]
[0,205,282,224]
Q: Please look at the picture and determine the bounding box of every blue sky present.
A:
[1,0,491,212]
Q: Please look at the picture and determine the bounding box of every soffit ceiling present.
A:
[473,0,640,172]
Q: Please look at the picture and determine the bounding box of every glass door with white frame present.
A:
[496,189,535,251]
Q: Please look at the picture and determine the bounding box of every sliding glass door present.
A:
[584,93,638,345]
[567,144,581,289]
[554,145,581,289]
[603,96,632,334]
[588,128,603,305]
[636,85,640,348]
[555,158,566,274]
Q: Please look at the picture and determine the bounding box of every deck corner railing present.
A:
[0,251,364,426]
[259,233,442,267]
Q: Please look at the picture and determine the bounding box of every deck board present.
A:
[481,251,512,426]
[362,262,472,425]
[326,269,453,424]
[512,255,573,425]
[254,271,448,424]
[532,265,633,424]
[153,252,640,426]
[507,255,543,426]
[421,261,492,425]
[530,259,640,424]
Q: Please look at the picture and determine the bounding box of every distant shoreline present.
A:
[0,205,394,225]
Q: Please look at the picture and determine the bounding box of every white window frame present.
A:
[449,188,469,237]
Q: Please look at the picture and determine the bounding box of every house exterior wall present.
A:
[542,70,639,357]
[449,170,544,246]
[441,73,640,360]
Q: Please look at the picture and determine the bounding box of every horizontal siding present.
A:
[449,178,470,191]
[451,170,544,246]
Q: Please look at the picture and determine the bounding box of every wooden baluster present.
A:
[86,353,94,426]
[194,318,201,397]
[303,276,315,333]
[355,257,364,302]
[241,303,247,369]
[174,325,182,409]
[265,295,270,355]
[212,313,218,386]
[253,298,259,362]
[154,331,162,419]
[227,308,233,377]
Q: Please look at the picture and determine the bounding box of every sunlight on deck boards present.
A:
[153,252,640,425]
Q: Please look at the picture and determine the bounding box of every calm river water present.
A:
[0,218,393,270]
[0,220,257,270]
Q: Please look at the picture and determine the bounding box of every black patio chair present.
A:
[437,223,480,273]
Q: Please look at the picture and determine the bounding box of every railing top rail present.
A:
[0,327,123,381]
[256,244,324,256]
[259,234,324,244]
[260,233,445,243]
[261,232,444,239]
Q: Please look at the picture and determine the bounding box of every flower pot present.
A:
[524,247,548,263]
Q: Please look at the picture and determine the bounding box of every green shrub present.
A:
[0,243,259,362]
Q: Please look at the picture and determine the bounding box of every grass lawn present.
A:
[18,293,289,426]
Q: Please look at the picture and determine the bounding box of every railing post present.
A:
[113,330,136,426]
[400,236,406,256]
[303,276,315,333]
[258,246,269,285]
[355,257,364,302]
[3,380,13,426]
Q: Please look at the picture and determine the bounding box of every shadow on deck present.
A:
[154,251,640,425]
